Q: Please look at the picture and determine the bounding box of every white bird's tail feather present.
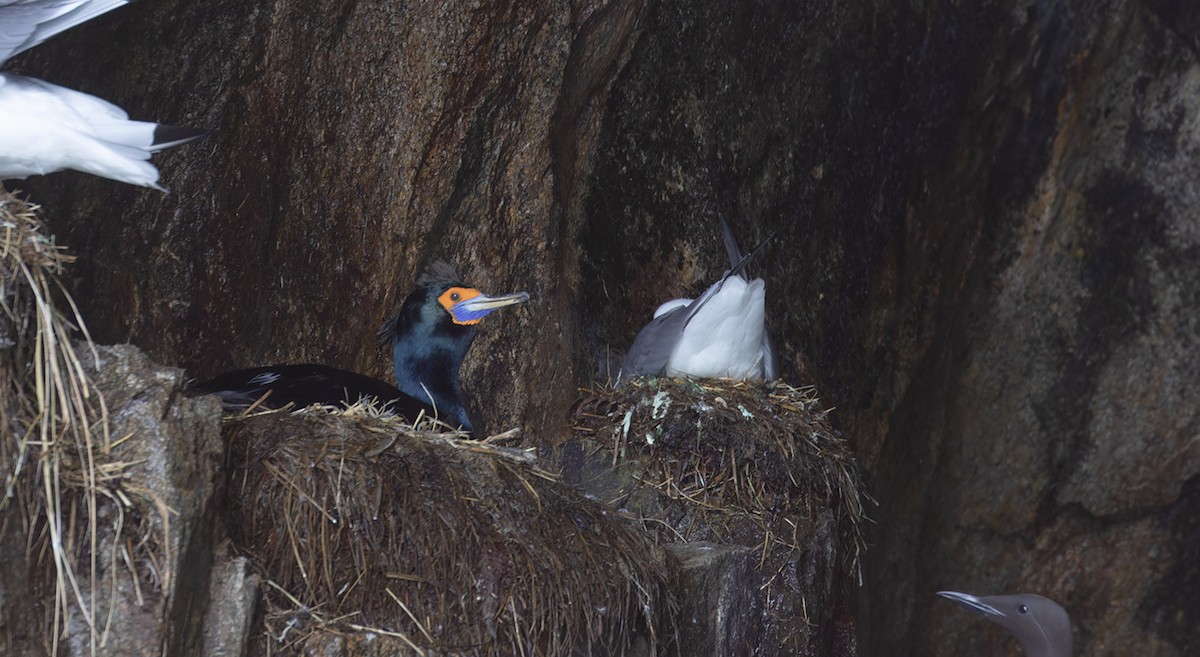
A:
[150,125,210,151]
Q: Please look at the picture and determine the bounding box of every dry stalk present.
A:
[1,188,167,657]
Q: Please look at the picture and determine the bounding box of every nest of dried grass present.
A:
[571,377,868,582]
[226,408,672,656]
[570,378,868,653]
[1,188,167,656]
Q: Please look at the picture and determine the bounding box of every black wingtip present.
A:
[152,125,212,150]
[726,228,775,279]
[718,213,744,266]
[717,213,775,277]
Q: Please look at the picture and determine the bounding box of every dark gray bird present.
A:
[189,364,436,421]
[619,216,776,383]
[0,0,208,190]
[937,590,1073,657]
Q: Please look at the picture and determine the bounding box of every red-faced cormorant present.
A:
[191,262,529,433]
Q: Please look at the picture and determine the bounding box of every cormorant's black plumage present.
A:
[188,364,436,419]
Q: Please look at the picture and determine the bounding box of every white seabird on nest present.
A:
[619,215,777,383]
[0,0,207,191]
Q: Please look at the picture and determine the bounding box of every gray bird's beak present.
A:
[937,591,1003,617]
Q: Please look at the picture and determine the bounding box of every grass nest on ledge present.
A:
[569,377,869,652]
[224,406,674,657]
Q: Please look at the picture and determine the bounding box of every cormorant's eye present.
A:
[450,292,461,302]
[1018,604,1029,614]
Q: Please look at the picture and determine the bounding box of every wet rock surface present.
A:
[0,344,226,657]
[666,543,760,657]
[201,546,259,657]
[870,4,1200,656]
[79,345,226,657]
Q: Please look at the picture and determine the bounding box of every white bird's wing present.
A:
[666,276,767,379]
[720,214,744,268]
[618,304,692,382]
[18,73,128,119]
[0,0,128,64]
[761,330,778,380]
[619,218,777,386]
[0,3,208,190]
[7,74,154,159]
[618,274,739,383]
[618,217,776,384]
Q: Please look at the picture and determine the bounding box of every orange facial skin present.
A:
[438,287,484,325]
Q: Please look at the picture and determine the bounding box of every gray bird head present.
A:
[937,590,1072,657]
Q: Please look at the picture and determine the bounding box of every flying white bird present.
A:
[0,0,128,63]
[0,0,207,190]
[619,216,777,383]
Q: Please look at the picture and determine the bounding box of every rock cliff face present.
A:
[13,0,1200,655]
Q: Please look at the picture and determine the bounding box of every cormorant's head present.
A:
[377,261,529,431]
[382,261,529,338]
[425,262,531,328]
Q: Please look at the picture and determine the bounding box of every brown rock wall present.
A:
[12,0,1200,655]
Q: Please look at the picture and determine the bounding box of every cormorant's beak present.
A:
[452,291,530,324]
[937,591,1003,617]
[462,291,530,311]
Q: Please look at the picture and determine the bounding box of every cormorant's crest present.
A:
[376,261,467,346]
[417,261,465,286]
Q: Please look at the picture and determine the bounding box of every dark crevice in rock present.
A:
[1138,0,1200,58]
[1142,474,1200,654]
